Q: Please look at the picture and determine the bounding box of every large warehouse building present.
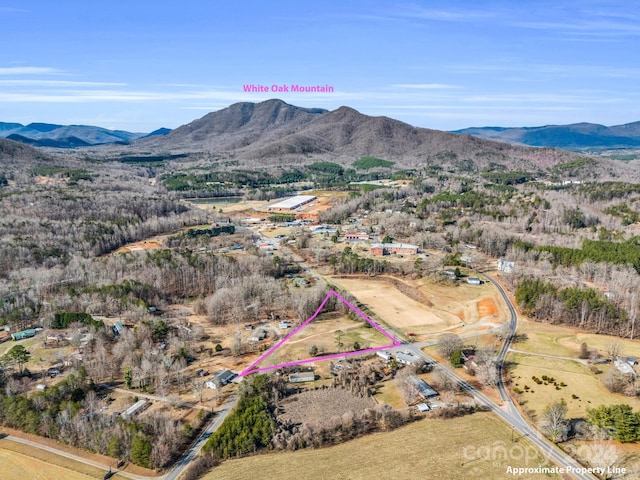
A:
[266,195,317,212]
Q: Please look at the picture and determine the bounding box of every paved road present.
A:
[418,347,595,480]
[164,394,238,480]
[280,251,597,479]
[476,273,596,479]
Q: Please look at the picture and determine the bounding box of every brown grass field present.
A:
[0,442,107,480]
[278,388,376,426]
[252,314,392,370]
[508,352,640,419]
[516,317,640,359]
[329,276,506,339]
[203,412,561,480]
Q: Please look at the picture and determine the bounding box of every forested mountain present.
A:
[0,121,148,147]
[136,99,579,171]
[454,121,640,150]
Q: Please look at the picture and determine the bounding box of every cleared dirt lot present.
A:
[205,412,560,480]
[329,275,506,339]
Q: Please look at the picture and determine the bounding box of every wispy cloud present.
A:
[0,79,126,87]
[0,7,26,14]
[513,18,640,37]
[448,62,640,80]
[400,5,496,22]
[0,66,61,75]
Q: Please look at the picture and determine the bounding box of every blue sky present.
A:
[1,1,639,132]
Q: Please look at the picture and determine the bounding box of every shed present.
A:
[467,277,481,285]
[289,372,315,383]
[11,329,38,341]
[442,269,456,279]
[416,403,430,412]
[122,400,150,419]
[112,321,125,337]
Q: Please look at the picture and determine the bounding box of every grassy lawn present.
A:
[255,315,391,369]
[372,381,405,408]
[204,412,560,480]
[515,317,640,359]
[508,352,640,420]
[0,441,109,479]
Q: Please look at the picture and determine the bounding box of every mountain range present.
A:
[453,122,640,150]
[132,99,577,170]
[4,108,640,154]
[0,122,169,148]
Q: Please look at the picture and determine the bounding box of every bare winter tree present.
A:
[606,341,623,361]
[436,333,463,358]
[191,379,206,403]
[474,348,499,387]
[539,400,569,443]
[231,328,242,357]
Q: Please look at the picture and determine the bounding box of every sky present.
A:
[1,0,639,132]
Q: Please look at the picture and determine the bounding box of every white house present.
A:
[497,258,515,273]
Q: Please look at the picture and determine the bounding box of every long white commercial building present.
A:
[267,195,317,212]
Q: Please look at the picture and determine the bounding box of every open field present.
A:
[204,412,561,480]
[514,317,640,359]
[0,440,110,480]
[329,275,506,339]
[278,387,376,426]
[189,198,270,213]
[508,352,640,419]
[252,313,393,370]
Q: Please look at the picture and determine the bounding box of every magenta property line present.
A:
[239,289,400,377]
[246,345,394,375]
[239,291,334,376]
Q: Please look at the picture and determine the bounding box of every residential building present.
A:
[206,369,237,389]
[396,351,421,365]
[497,258,515,273]
[377,351,392,361]
[614,358,636,376]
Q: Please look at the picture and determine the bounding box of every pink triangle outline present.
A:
[238,289,401,377]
